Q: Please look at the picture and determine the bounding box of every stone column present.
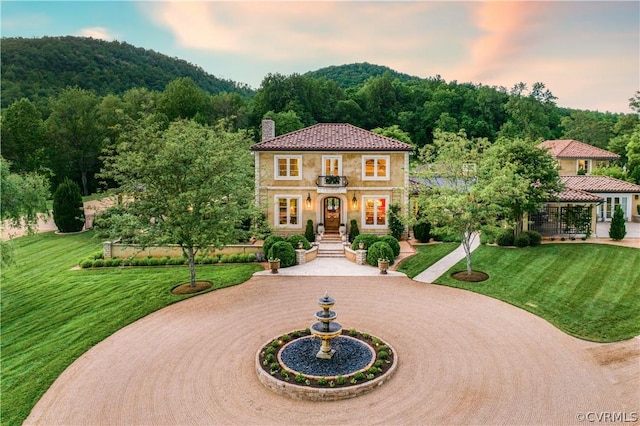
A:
[356,249,367,265]
[103,241,112,259]
[296,249,306,265]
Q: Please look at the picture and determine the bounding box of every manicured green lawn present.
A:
[396,242,459,278]
[435,244,640,343]
[1,231,262,426]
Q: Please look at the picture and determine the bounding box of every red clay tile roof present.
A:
[561,175,640,193]
[555,187,603,202]
[251,123,414,152]
[538,139,620,160]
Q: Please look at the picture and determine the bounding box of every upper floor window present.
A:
[275,156,302,180]
[363,155,390,180]
[323,156,342,176]
[577,159,590,175]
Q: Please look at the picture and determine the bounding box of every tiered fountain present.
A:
[310,292,342,359]
[256,293,397,401]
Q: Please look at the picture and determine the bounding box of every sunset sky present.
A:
[2,1,638,113]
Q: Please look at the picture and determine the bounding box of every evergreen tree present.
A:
[305,219,315,243]
[609,205,626,240]
[52,178,85,233]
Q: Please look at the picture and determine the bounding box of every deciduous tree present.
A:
[414,130,528,275]
[100,119,255,288]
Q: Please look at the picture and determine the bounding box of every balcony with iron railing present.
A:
[316,175,349,188]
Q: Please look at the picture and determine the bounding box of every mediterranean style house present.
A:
[533,139,640,236]
[538,139,620,175]
[251,120,414,236]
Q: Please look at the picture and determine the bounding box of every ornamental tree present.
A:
[484,137,562,235]
[413,130,528,275]
[100,119,255,288]
[609,205,626,241]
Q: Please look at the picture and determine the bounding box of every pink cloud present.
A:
[464,2,548,82]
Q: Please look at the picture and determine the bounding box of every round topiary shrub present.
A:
[262,235,285,259]
[351,234,380,251]
[523,230,541,246]
[497,229,515,247]
[366,241,394,266]
[514,234,530,248]
[52,177,85,233]
[413,222,431,243]
[287,234,312,250]
[268,241,296,267]
[379,235,400,257]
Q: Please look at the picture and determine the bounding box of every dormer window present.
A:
[577,159,590,175]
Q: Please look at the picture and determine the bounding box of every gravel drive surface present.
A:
[26,276,638,425]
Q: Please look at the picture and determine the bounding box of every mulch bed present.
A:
[171,281,213,295]
[451,271,489,282]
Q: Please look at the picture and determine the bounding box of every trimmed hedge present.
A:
[351,234,380,251]
[268,241,296,267]
[523,230,541,246]
[262,235,285,258]
[366,241,394,266]
[379,235,400,257]
[287,234,311,250]
[79,253,257,268]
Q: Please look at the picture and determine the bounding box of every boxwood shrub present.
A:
[497,229,515,247]
[379,235,400,257]
[523,230,542,246]
[268,241,296,267]
[366,241,394,266]
[262,235,285,259]
[287,234,311,250]
[514,234,530,248]
[351,234,380,251]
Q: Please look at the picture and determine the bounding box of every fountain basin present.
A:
[256,329,397,401]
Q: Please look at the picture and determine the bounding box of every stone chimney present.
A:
[261,119,275,141]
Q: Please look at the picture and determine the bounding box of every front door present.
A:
[324,197,341,232]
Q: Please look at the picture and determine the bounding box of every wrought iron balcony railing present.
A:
[316,175,349,187]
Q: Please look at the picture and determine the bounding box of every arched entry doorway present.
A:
[323,197,342,232]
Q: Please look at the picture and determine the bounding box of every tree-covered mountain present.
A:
[0,36,254,108]
[304,62,419,88]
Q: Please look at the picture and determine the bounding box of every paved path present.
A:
[26,276,638,425]
[413,233,481,283]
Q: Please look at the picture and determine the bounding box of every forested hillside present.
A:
[2,36,638,196]
[0,36,253,108]
[305,62,419,88]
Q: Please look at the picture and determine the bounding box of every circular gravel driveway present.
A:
[26,275,636,425]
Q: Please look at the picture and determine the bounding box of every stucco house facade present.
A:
[535,139,640,236]
[251,120,414,236]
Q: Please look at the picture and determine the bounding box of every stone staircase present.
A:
[317,233,346,258]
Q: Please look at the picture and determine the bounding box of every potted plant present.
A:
[378,257,390,274]
[268,258,280,274]
[317,223,325,235]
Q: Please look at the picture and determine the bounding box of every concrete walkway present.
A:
[413,233,481,284]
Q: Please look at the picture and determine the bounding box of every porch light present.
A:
[351,193,358,209]
[306,192,312,209]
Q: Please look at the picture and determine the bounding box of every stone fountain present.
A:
[256,293,397,401]
[310,292,342,359]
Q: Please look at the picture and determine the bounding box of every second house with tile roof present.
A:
[251,120,414,237]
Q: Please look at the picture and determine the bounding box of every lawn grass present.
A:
[1,231,262,426]
[396,242,459,278]
[435,244,640,343]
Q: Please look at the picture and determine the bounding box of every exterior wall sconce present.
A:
[351,193,358,209]
[306,192,312,209]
